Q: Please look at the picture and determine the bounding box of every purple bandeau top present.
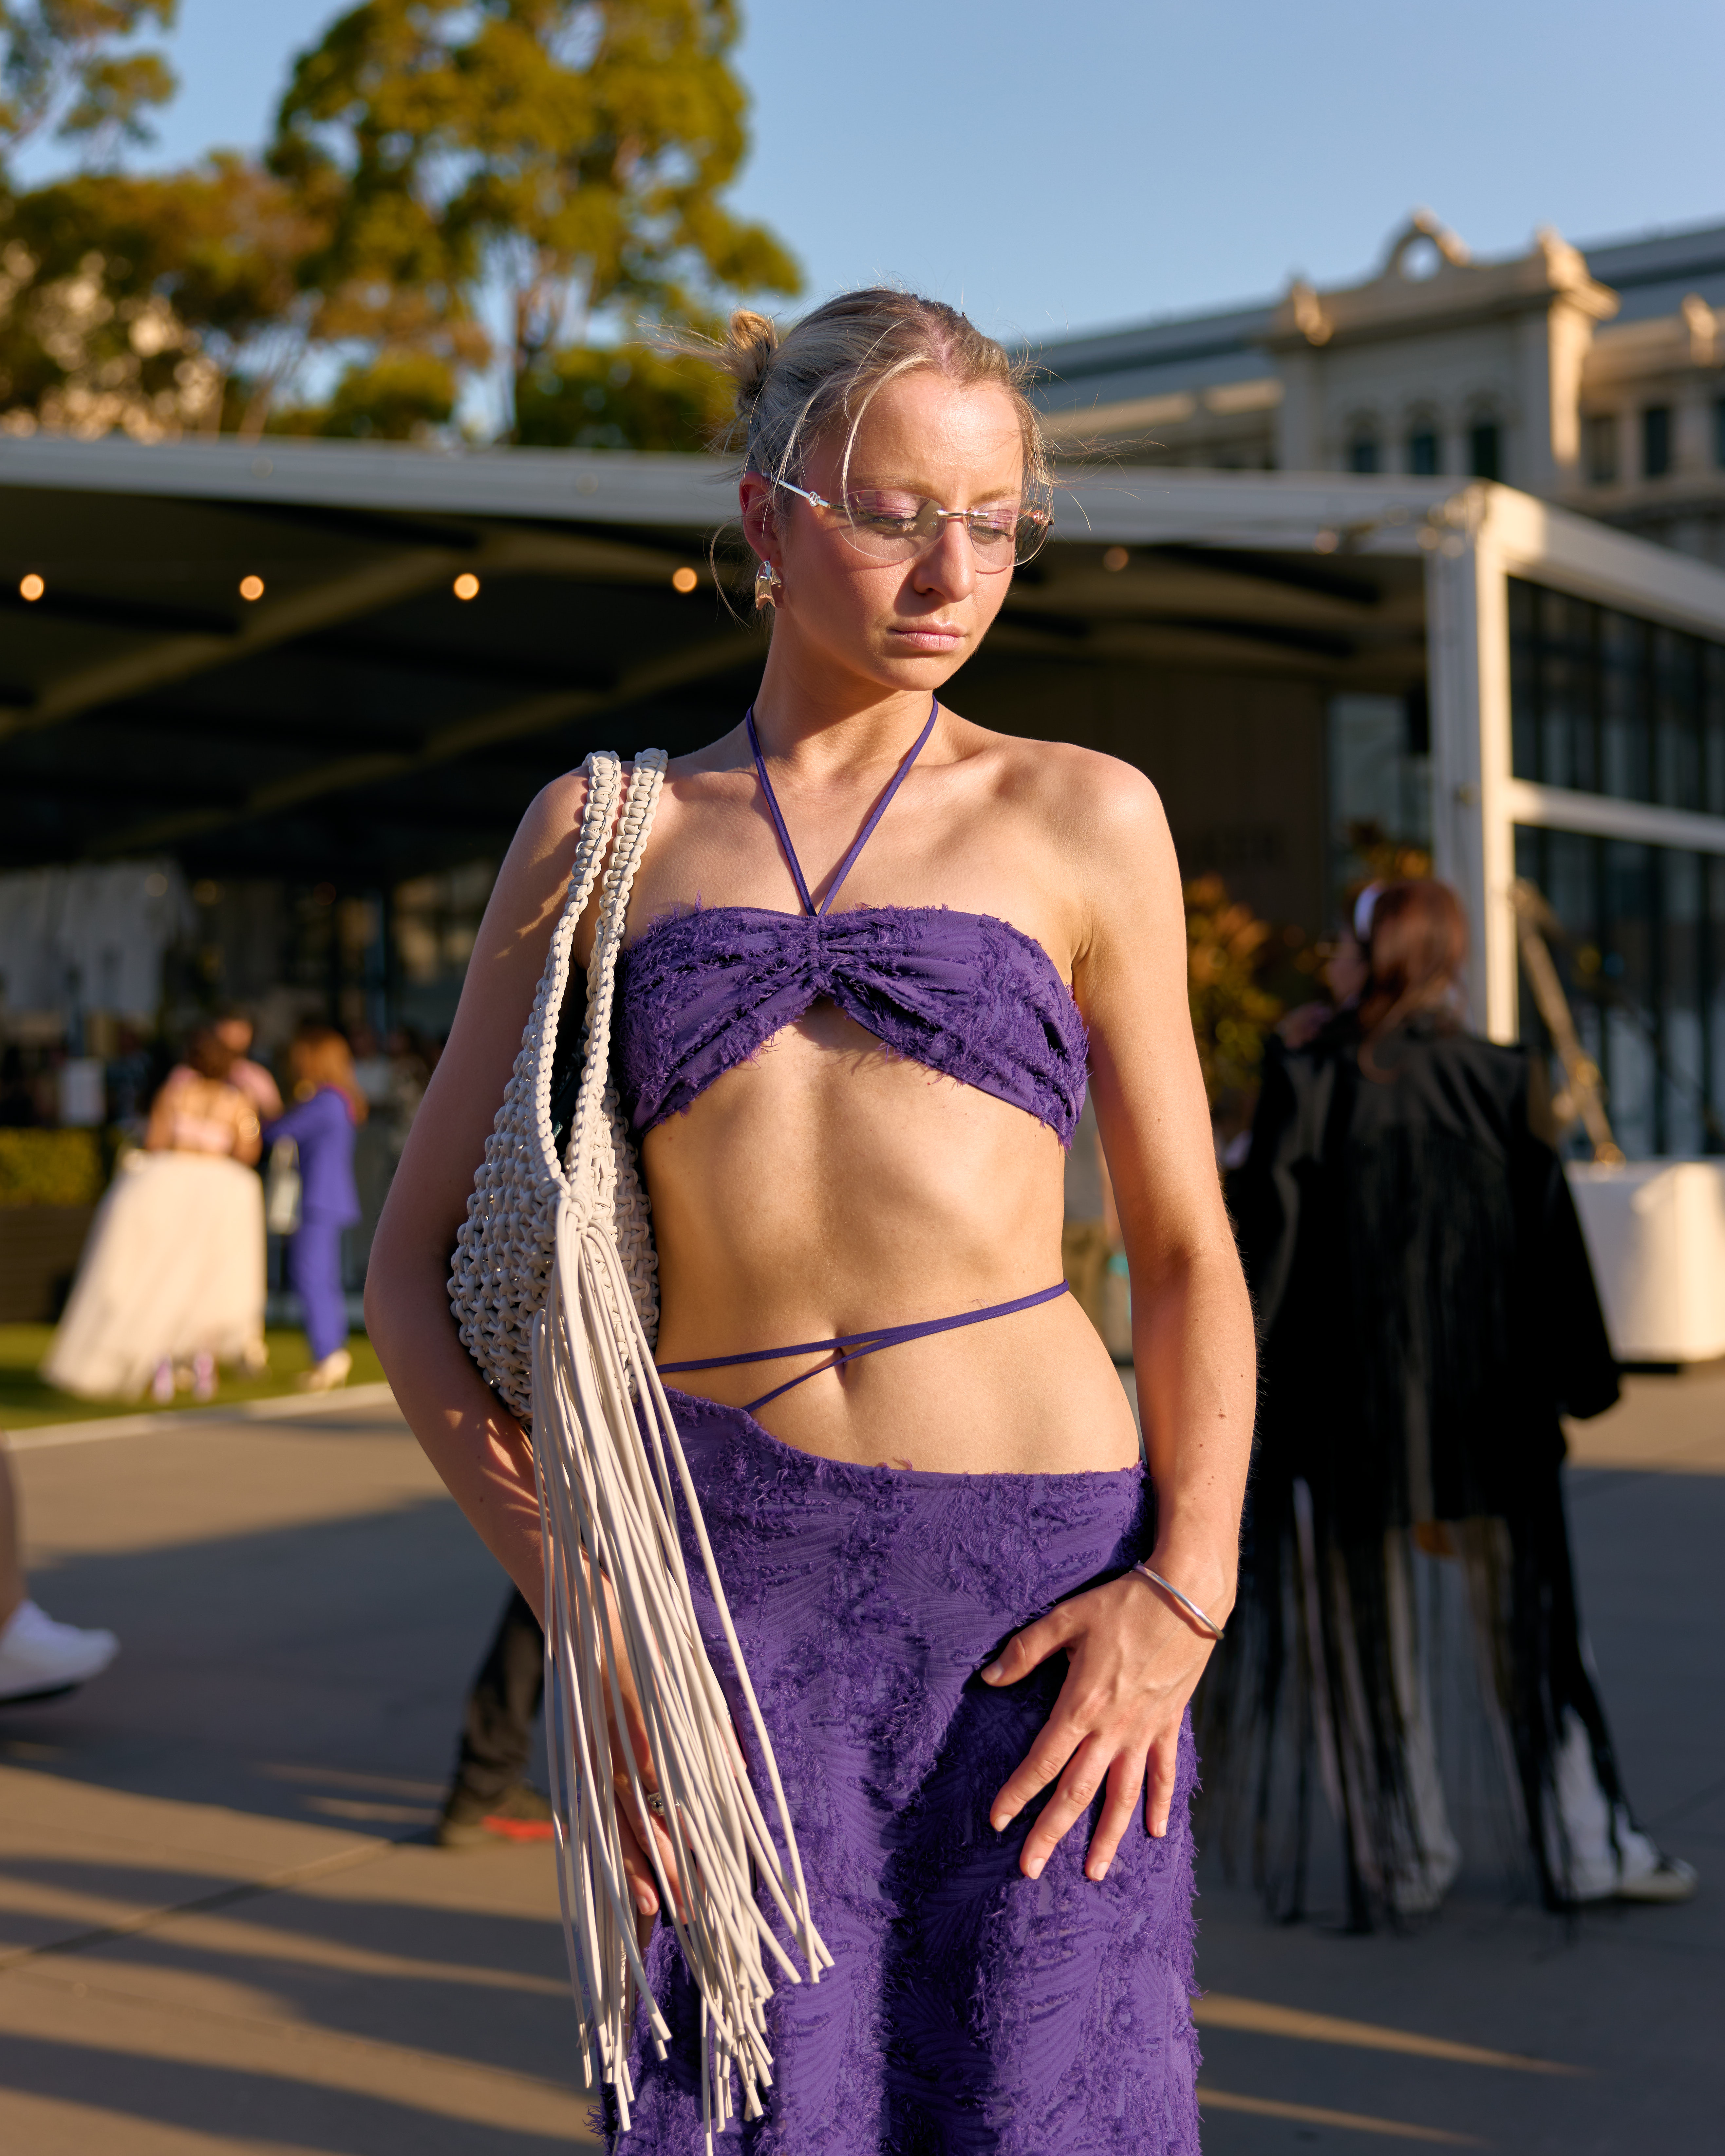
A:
[613,900,1088,1144]
[612,697,1087,1145]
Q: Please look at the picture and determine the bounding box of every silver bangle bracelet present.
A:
[1134,1563,1227,1642]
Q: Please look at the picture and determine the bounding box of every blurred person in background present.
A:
[0,1045,43,1126]
[212,1008,283,1122]
[1273,883,1375,1052]
[42,1028,266,1402]
[435,1590,555,1848]
[1212,879,1696,1919]
[264,1023,364,1392]
[0,1440,117,1702]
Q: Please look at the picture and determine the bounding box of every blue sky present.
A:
[21,0,1725,343]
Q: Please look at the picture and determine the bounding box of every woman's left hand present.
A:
[982,1570,1215,1880]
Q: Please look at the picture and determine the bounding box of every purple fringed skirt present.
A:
[611,1389,1201,2155]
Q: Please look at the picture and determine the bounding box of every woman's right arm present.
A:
[366,769,679,1926]
[363,772,591,1617]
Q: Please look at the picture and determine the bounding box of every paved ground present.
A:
[0,1369,1718,2153]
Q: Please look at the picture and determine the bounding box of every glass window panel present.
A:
[1642,404,1673,479]
[1519,827,1725,1159]
[1705,642,1725,817]
[1514,824,1554,1089]
[1602,841,1657,1156]
[1661,849,1704,1156]
[1347,433,1379,474]
[1541,593,1597,793]
[1601,611,1652,802]
[1515,826,1607,1157]
[1509,577,1539,780]
[1406,427,1439,476]
[1327,694,1431,915]
[1709,857,1725,1153]
[1653,628,1702,810]
[1584,412,1618,484]
[1506,581,1725,807]
[1469,422,1501,481]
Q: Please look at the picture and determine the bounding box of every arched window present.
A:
[1405,415,1441,476]
[1468,415,1502,482]
[1346,421,1380,475]
[1584,413,1619,485]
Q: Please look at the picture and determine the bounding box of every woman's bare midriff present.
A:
[644,1002,1139,1477]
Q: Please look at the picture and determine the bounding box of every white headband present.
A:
[1353,883,1383,944]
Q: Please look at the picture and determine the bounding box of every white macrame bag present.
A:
[448,750,829,2141]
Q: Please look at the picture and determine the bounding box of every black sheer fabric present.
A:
[1204,1016,1633,1919]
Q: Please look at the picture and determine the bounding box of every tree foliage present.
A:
[0,156,319,438]
[269,0,798,437]
[1184,874,1285,1105]
[0,0,794,444]
[0,0,177,165]
[515,339,732,449]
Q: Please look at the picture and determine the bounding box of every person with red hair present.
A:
[1214,879,1696,1919]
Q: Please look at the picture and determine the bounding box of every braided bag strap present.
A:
[447,751,666,1418]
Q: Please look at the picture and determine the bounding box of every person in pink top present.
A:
[214,1011,284,1122]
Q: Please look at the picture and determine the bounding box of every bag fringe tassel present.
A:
[532,1200,833,2139]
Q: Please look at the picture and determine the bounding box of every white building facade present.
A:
[1031,215,1725,1163]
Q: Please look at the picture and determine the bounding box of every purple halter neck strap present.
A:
[654,693,1072,1412]
[745,697,939,917]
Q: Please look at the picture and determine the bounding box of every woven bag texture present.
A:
[447,751,666,1419]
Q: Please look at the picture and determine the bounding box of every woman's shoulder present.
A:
[516,751,679,877]
[964,728,1172,881]
[979,727,1161,811]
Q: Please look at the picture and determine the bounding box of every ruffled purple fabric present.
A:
[608,1392,1201,2154]
[614,905,1089,1146]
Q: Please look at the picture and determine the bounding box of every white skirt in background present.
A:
[42,1151,266,1400]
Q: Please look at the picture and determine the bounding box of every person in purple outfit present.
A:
[265,1025,365,1392]
[368,291,1255,2153]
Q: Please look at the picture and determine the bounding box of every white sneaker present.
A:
[1616,1856,1699,1904]
[297,1348,352,1392]
[0,1600,119,1702]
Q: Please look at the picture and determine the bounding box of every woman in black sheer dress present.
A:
[1212,879,1696,1920]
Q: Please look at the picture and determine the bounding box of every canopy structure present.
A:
[2,436,1430,893]
[6,435,1725,1107]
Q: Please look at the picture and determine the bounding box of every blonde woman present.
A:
[368,291,1254,2152]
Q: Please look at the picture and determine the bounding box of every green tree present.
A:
[269,0,799,440]
[0,156,321,439]
[515,340,734,449]
[0,0,177,166]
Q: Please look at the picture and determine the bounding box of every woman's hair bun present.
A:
[725,308,779,405]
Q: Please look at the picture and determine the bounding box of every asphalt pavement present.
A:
[0,1368,1717,2154]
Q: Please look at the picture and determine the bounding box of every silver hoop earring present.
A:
[754,560,782,610]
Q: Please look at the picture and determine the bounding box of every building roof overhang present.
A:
[5,437,1722,885]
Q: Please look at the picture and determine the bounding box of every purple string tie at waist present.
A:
[658,1280,1071,1415]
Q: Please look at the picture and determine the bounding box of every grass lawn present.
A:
[0,1326,389,1430]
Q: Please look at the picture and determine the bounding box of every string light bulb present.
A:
[671,565,698,594]
[19,572,44,601]
[453,572,481,601]
[239,574,265,601]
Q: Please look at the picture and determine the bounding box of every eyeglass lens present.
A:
[837,490,1048,568]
